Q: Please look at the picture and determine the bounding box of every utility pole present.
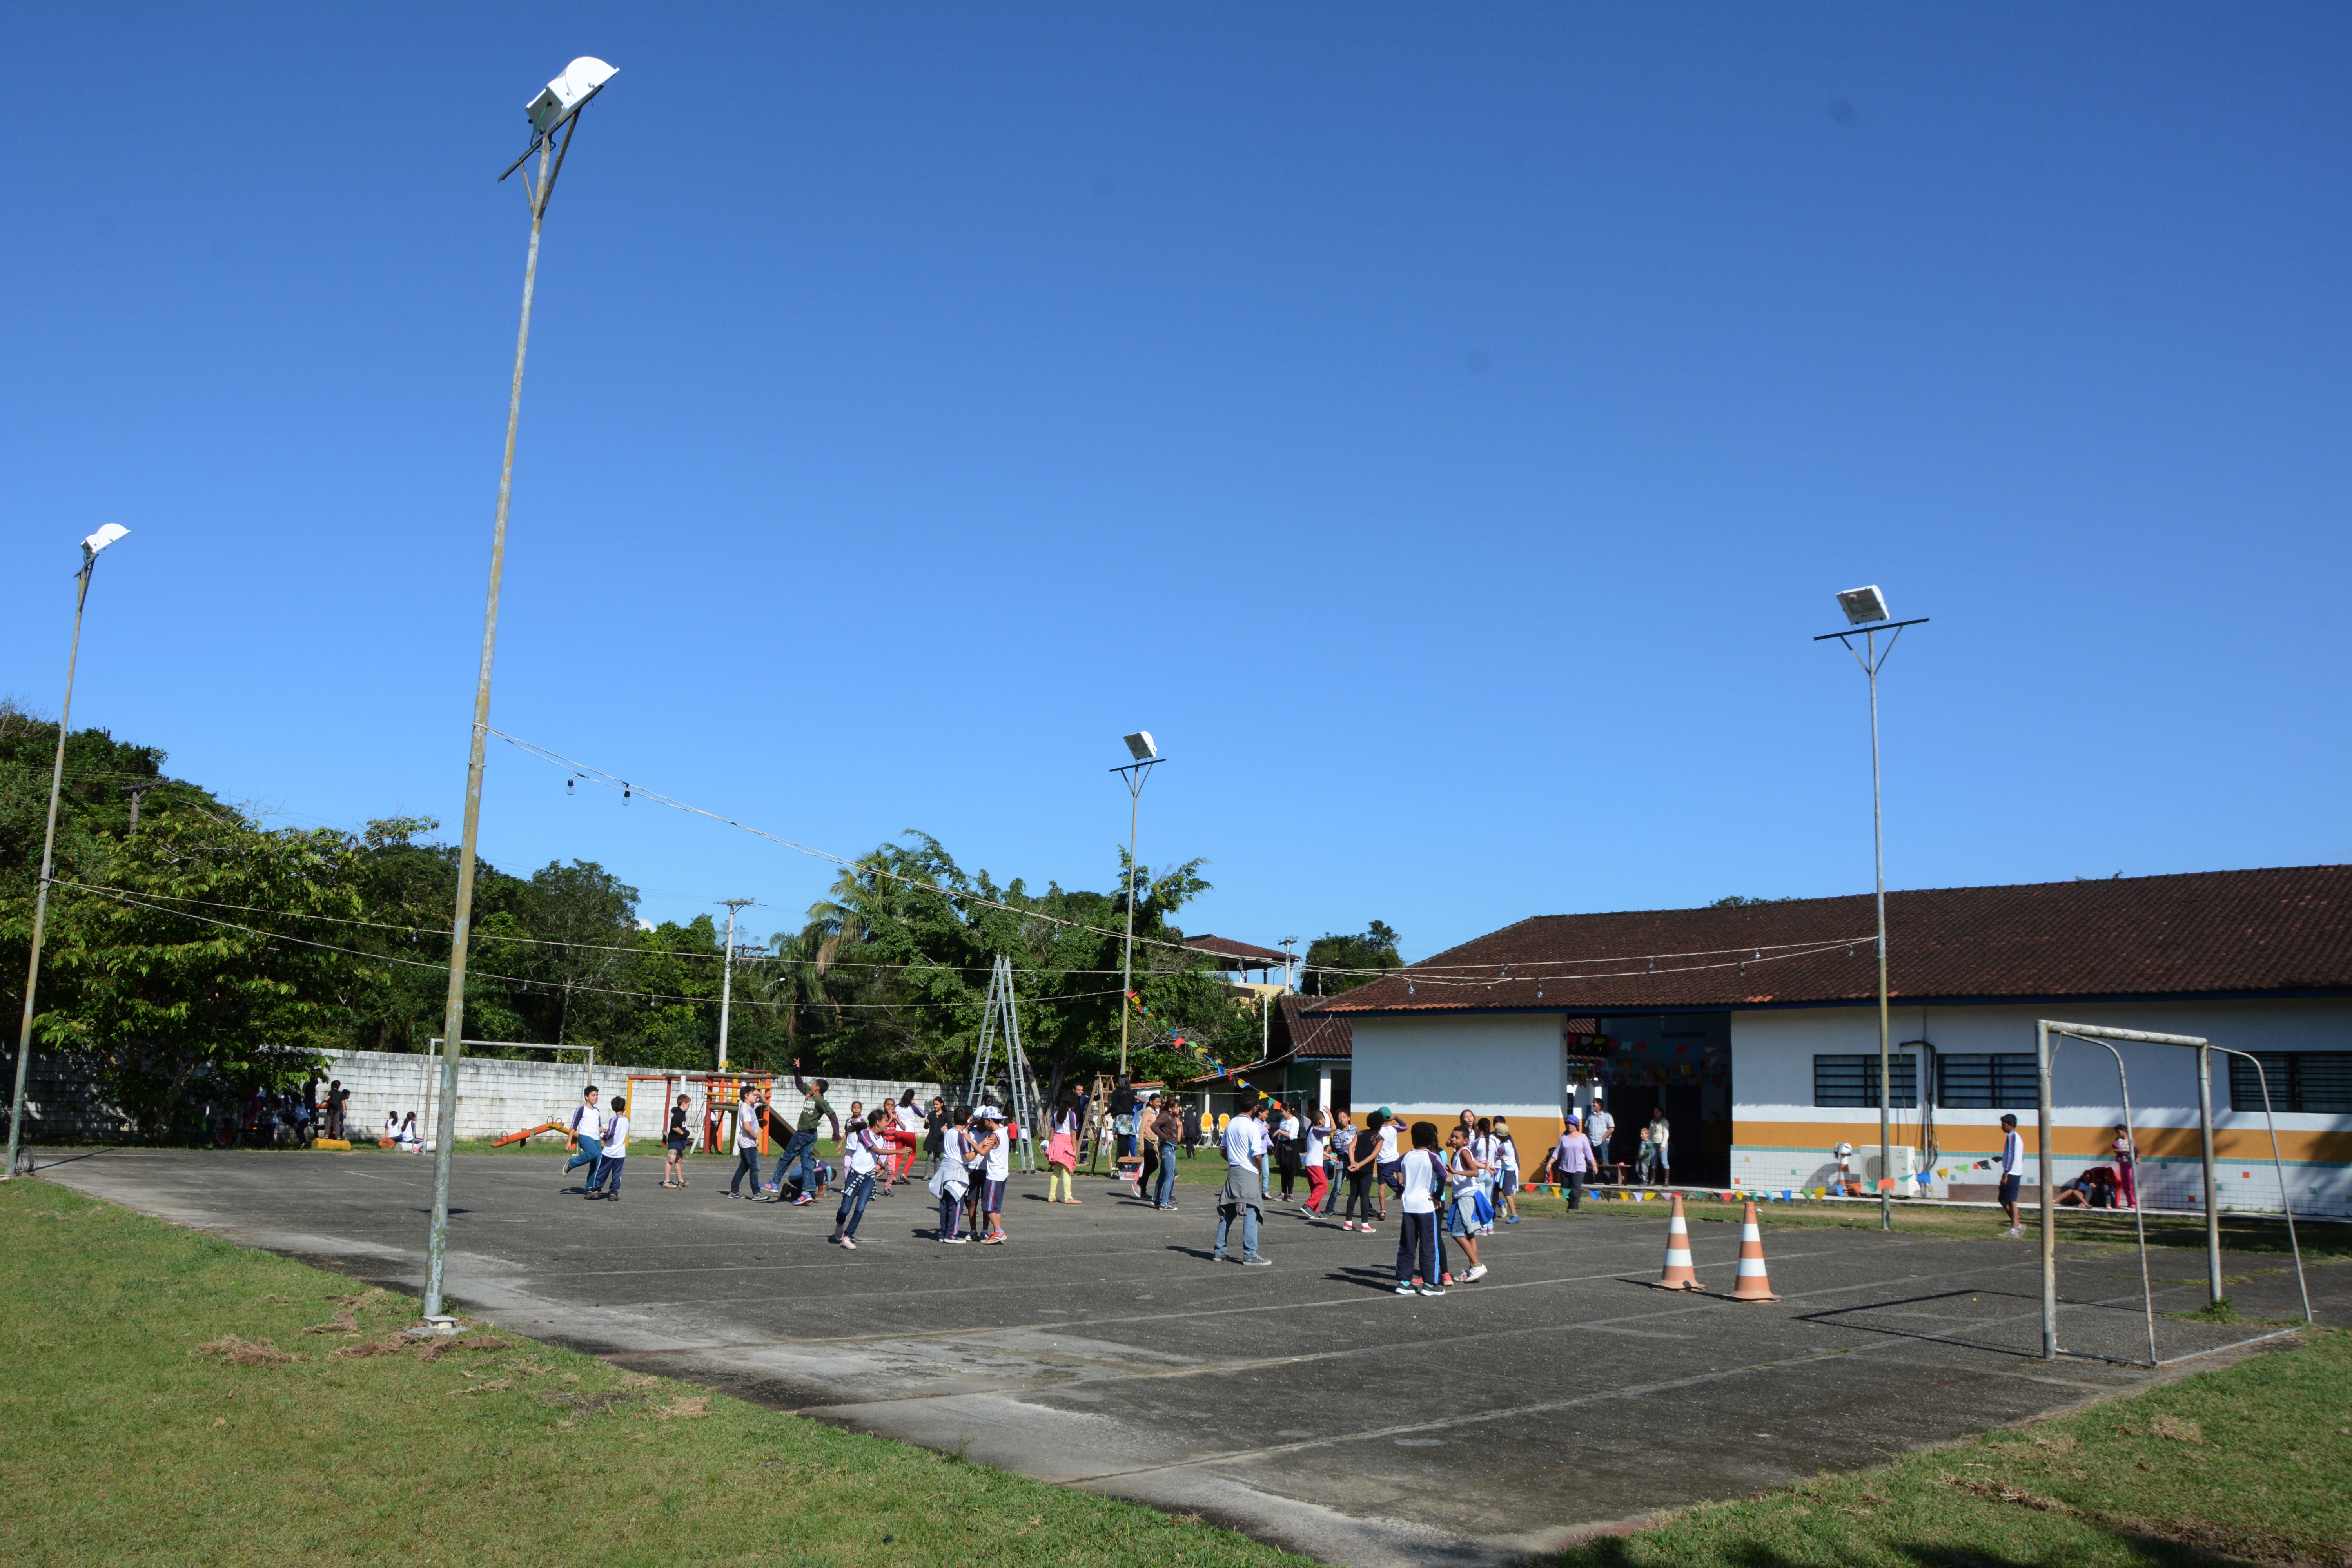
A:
[715,898,755,1072]
[120,779,163,834]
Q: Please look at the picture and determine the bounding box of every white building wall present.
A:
[1729,998,2352,1216]
[1351,1013,1564,1138]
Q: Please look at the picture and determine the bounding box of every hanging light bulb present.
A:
[566,776,575,795]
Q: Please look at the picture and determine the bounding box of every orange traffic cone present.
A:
[1728,1200,1780,1301]
[1651,1192,1702,1290]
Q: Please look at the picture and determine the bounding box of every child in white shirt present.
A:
[1392,1121,1446,1296]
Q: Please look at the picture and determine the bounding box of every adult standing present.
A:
[727,1087,766,1198]
[1150,1095,1183,1210]
[1212,1099,1272,1266]
[1549,1114,1594,1210]
[1586,1097,1614,1183]
[923,1095,948,1174]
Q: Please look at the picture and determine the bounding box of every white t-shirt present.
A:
[1497,1136,1519,1174]
[895,1104,924,1136]
[735,1102,763,1151]
[982,1125,1010,1180]
[2001,1130,2024,1177]
[1303,1124,1328,1164]
[571,1102,605,1141]
[846,1127,879,1176]
[1224,1115,1269,1169]
[1400,1148,1440,1214]
[938,1127,973,1178]
[1649,1118,1671,1149]
[604,1112,629,1156]
[1377,1123,1400,1163]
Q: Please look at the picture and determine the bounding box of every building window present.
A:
[1938,1053,2039,1110]
[2228,1053,2352,1115]
[1813,1054,1916,1109]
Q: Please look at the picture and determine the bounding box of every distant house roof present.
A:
[1311,867,2352,1017]
[1282,994,1353,1059]
[1184,933,1291,969]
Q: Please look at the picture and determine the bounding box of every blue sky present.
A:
[3,3,2345,961]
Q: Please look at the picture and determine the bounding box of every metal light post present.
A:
[1111,731,1163,1078]
[422,57,618,1324]
[714,898,755,1073]
[1817,587,1929,1232]
[6,524,130,1180]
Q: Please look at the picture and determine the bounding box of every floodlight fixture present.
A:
[526,57,618,140]
[81,523,129,556]
[1837,585,1890,626]
[1123,731,1158,762]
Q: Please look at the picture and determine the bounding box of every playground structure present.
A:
[964,956,1045,1172]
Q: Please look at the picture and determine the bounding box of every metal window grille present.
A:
[2229,1051,2352,1115]
[1937,1052,2039,1109]
[1813,1053,1917,1109]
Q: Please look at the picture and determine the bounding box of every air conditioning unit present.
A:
[1865,1145,1923,1194]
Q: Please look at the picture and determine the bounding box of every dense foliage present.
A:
[0,706,1264,1139]
[1302,920,1401,995]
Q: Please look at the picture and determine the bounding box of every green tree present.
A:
[1303,921,1403,995]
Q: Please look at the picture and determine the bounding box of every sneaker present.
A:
[942,1235,967,1245]
[1417,1285,1446,1297]
[839,1236,857,1249]
[1359,1223,1376,1234]
[1440,1272,1454,1285]
[792,1195,815,1206]
[1242,1258,1271,1267]
[763,1183,779,1193]
[1394,1282,1416,1295]
[1504,1216,1521,1225]
[1340,1221,1355,1231]
[1210,1253,1227,1263]
[1465,1264,1488,1283]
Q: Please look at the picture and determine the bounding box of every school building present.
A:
[1306,867,2352,1215]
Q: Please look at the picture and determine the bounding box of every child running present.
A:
[831,1109,889,1248]
[1392,1121,1445,1296]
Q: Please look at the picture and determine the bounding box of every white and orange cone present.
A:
[1651,1192,1702,1290]
[1728,1199,1780,1301]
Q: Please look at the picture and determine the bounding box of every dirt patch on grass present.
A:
[2148,1414,2204,1443]
[303,1307,360,1334]
[653,1396,710,1419]
[194,1335,299,1365]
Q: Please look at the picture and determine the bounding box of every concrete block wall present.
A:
[318,1049,943,1148]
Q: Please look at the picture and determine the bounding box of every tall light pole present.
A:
[1817,586,1928,1232]
[714,898,755,1072]
[422,57,618,1325]
[1111,731,1163,1079]
[6,524,130,1180]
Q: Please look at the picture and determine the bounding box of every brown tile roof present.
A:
[1280,994,1353,1059]
[1307,867,2352,1016]
[1183,933,1291,968]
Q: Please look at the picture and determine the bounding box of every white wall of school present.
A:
[1351,1014,1561,1122]
[1727,998,2352,1215]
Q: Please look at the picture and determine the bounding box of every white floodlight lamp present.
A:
[1122,731,1158,762]
[526,57,618,140]
[81,523,129,556]
[1837,585,1890,626]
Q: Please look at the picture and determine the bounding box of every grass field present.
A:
[1546,1327,2352,1568]
[0,1177,1309,1568]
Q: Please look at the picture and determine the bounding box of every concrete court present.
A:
[39,1149,2343,1567]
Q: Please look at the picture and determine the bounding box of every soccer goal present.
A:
[2031,1020,2311,1368]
